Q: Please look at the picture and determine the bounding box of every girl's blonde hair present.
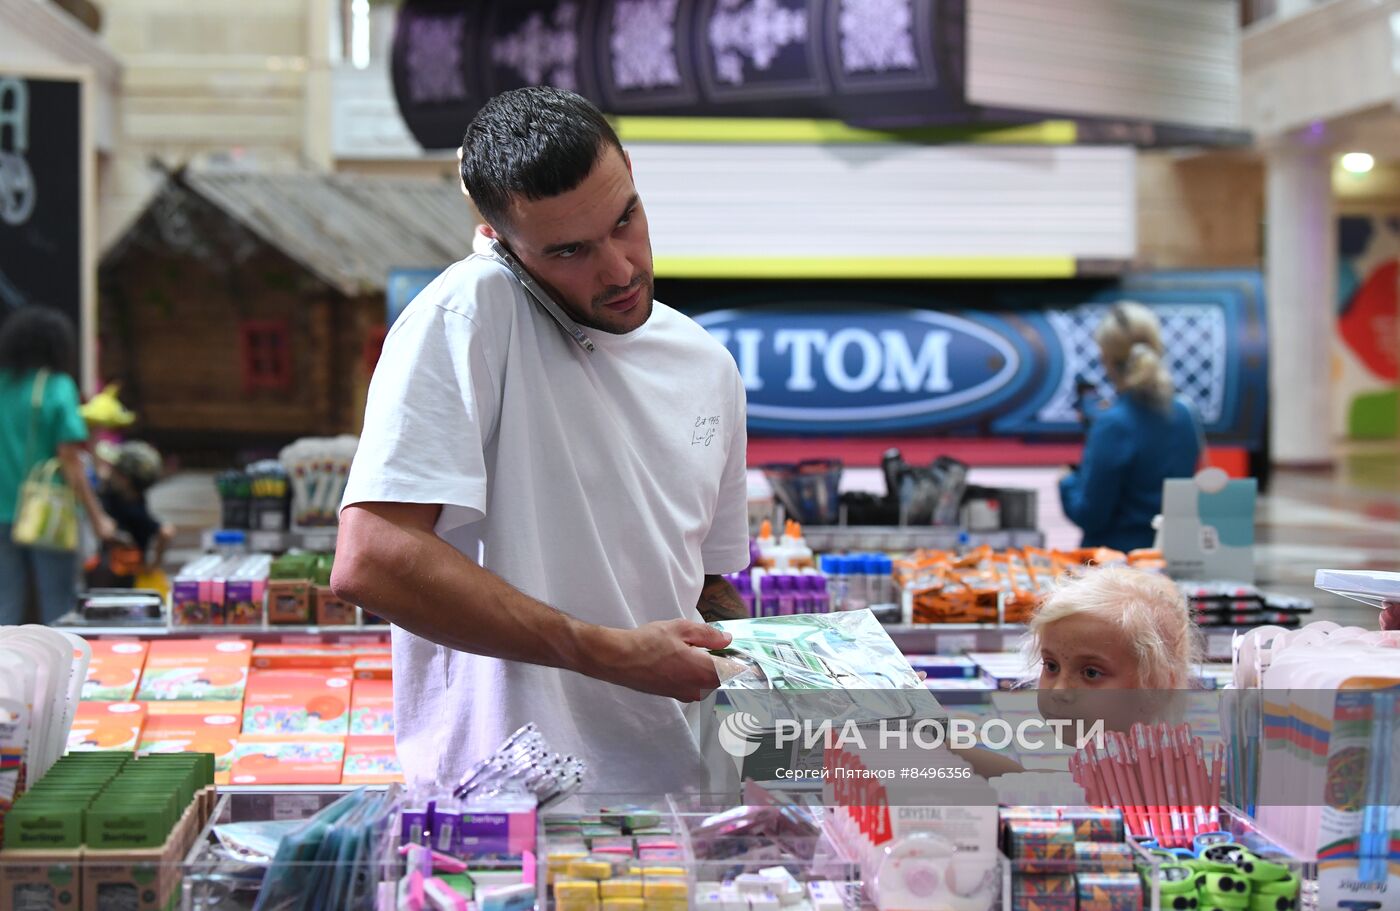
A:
[1027,567,1199,689]
[1095,302,1174,410]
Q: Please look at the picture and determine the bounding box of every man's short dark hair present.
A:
[460,87,624,230]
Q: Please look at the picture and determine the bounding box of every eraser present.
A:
[695,882,726,911]
[642,878,689,901]
[757,867,805,905]
[475,883,534,911]
[736,874,772,895]
[720,883,747,911]
[555,880,601,902]
[806,881,844,911]
[746,891,781,911]
[602,900,645,911]
[600,878,644,899]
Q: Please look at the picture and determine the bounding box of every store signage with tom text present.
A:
[678,271,1268,446]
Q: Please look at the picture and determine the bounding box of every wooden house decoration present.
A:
[98,168,474,452]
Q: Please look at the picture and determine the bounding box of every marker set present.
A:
[453,723,585,809]
[1068,724,1224,847]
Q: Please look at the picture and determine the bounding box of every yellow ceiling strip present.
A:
[653,255,1078,280]
[614,117,1077,145]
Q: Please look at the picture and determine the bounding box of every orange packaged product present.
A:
[342,735,403,784]
[228,734,346,786]
[68,701,147,751]
[894,557,947,598]
[951,545,993,570]
[135,638,252,716]
[913,578,998,624]
[1091,547,1128,566]
[353,655,393,679]
[251,643,356,669]
[993,554,1038,624]
[242,668,352,737]
[1022,547,1056,571]
[1127,548,1166,571]
[83,640,149,702]
[910,578,957,624]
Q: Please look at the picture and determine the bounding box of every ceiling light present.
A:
[1340,152,1375,174]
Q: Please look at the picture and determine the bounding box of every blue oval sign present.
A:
[696,307,1026,433]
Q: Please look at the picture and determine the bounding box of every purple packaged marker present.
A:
[789,577,807,614]
[776,575,795,615]
[401,805,429,845]
[434,802,461,854]
[733,574,756,617]
[759,581,782,617]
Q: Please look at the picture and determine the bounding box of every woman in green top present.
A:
[0,308,117,625]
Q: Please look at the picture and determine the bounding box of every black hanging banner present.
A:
[391,0,980,150]
[0,75,83,341]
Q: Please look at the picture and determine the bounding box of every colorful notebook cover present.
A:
[67,701,146,751]
[349,679,394,736]
[135,638,251,704]
[229,735,346,785]
[342,735,403,784]
[242,669,352,736]
[83,640,149,702]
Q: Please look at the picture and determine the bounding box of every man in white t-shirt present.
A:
[333,87,751,795]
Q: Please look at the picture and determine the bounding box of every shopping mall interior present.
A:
[5,1,1400,909]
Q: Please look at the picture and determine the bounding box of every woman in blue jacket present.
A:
[1060,303,1203,552]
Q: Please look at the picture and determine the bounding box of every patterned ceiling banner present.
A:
[391,0,973,149]
[661,270,1268,446]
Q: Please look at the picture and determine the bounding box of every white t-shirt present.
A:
[343,252,751,794]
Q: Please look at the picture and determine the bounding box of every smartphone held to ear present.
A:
[487,239,595,353]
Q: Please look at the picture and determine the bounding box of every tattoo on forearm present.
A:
[697,576,749,622]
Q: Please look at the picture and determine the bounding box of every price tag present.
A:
[300,531,337,552]
[249,531,284,553]
[1206,631,1234,661]
[938,633,977,656]
[272,794,323,821]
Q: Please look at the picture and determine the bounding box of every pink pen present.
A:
[1174,726,1200,843]
[1189,736,1210,834]
[1078,743,1099,804]
[1099,737,1132,831]
[1162,725,1188,847]
[1107,735,1145,838]
[1091,743,1121,809]
[1131,724,1157,843]
[1209,742,1224,828]
[1153,727,1178,847]
[1121,735,1152,841]
[1088,742,1117,811]
[1138,723,1171,846]
[1070,753,1092,803]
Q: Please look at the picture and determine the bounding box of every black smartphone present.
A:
[487,239,595,352]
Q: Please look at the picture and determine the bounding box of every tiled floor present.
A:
[152,448,1400,628]
[1255,447,1400,627]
